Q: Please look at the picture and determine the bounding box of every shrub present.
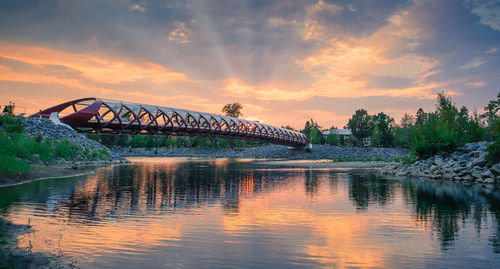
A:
[326,133,339,146]
[309,128,324,144]
[54,139,78,160]
[0,153,31,176]
[0,115,24,133]
[487,138,500,164]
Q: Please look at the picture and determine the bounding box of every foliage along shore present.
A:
[0,114,128,183]
[381,141,500,185]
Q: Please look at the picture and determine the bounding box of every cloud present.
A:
[0,0,499,129]
[0,41,189,84]
[221,78,312,101]
[465,81,486,88]
[469,0,500,31]
[459,57,484,70]
[297,21,439,99]
[486,47,498,53]
[168,20,195,44]
[130,4,145,12]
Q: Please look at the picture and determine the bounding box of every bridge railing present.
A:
[30,98,309,148]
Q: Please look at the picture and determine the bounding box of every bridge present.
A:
[30,98,309,148]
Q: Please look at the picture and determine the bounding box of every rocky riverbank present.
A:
[380,142,499,184]
[112,144,410,160]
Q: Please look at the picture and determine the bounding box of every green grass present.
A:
[0,154,31,177]
[0,115,111,176]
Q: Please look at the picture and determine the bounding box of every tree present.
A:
[415,108,426,125]
[394,113,415,148]
[372,112,395,147]
[326,133,339,146]
[409,92,482,159]
[309,128,324,144]
[301,118,323,144]
[222,103,243,118]
[482,92,500,126]
[301,118,321,135]
[400,113,414,128]
[281,125,298,132]
[347,109,373,147]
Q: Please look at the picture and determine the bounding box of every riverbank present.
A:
[380,141,500,185]
[0,218,75,268]
[112,144,410,160]
[0,163,104,188]
[256,159,395,169]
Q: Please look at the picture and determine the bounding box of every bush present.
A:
[487,138,500,164]
[309,128,324,144]
[326,133,339,146]
[54,139,78,160]
[0,115,24,133]
[0,153,31,176]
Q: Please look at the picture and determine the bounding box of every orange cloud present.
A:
[0,41,188,84]
[222,78,312,101]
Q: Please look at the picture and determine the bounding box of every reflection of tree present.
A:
[400,180,499,250]
[486,195,500,253]
[348,173,395,210]
[14,160,298,223]
[305,170,319,197]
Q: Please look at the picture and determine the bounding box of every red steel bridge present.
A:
[30,98,309,148]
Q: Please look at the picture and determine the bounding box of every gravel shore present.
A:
[112,144,410,160]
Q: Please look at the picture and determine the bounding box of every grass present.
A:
[0,115,111,176]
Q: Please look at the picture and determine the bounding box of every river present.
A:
[1,158,500,268]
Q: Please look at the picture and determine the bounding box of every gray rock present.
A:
[484,178,495,184]
[491,163,500,175]
[481,170,494,179]
[434,155,445,166]
[472,171,482,179]
[471,155,487,167]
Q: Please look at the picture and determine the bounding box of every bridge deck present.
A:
[30,98,309,148]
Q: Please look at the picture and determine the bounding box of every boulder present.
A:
[434,155,445,166]
[484,177,495,184]
[471,155,487,167]
[491,163,500,175]
[481,169,494,179]
[471,170,482,179]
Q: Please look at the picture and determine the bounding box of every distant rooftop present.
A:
[322,129,352,136]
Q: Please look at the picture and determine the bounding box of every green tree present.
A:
[409,92,483,159]
[281,125,298,132]
[394,113,415,148]
[347,109,373,147]
[415,108,426,125]
[482,93,500,127]
[222,103,243,118]
[309,128,324,144]
[326,132,339,146]
[301,118,321,135]
[372,112,395,147]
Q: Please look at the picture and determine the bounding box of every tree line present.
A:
[299,92,500,162]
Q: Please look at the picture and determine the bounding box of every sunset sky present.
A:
[0,0,499,129]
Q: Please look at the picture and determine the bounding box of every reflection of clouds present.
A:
[3,160,500,267]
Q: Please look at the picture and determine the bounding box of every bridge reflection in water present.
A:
[1,159,500,268]
[30,98,309,148]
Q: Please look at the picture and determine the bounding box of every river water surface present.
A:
[1,158,500,268]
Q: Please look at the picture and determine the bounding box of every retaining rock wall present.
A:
[381,142,499,184]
